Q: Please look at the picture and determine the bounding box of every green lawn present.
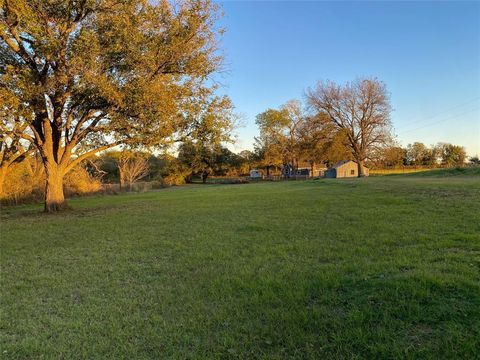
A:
[1,173,480,359]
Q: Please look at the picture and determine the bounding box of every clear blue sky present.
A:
[215,1,480,156]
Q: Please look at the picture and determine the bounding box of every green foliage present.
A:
[255,100,303,168]
[254,99,353,173]
[236,150,256,175]
[470,156,480,165]
[371,145,407,168]
[2,175,479,358]
[176,94,237,181]
[95,151,122,183]
[1,0,231,209]
[435,142,467,166]
[1,0,226,148]
[147,154,174,181]
[406,142,437,166]
[405,142,467,167]
[163,170,188,186]
[177,141,240,181]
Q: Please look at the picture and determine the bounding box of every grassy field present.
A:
[1,171,479,359]
[369,168,435,175]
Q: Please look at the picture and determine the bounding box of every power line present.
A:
[397,107,479,135]
[394,96,480,130]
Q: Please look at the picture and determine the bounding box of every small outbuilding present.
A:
[325,160,369,178]
[249,169,263,179]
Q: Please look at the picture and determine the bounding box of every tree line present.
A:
[370,142,468,168]
[252,79,471,176]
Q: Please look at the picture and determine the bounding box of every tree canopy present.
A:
[306,78,392,176]
[255,100,304,172]
[1,0,227,211]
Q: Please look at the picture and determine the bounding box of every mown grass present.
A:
[1,172,479,359]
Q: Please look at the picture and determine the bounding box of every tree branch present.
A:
[65,140,124,173]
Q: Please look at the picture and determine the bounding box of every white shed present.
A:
[249,169,263,178]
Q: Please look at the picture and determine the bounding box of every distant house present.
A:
[325,160,369,178]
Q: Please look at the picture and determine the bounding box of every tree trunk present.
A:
[266,166,270,176]
[119,168,125,190]
[201,172,208,184]
[0,165,8,198]
[44,164,67,212]
[357,159,366,177]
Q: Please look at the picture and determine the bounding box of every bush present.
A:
[1,158,44,204]
[162,161,190,186]
[163,172,186,186]
[64,167,102,197]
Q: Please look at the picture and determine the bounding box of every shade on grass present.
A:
[1,173,479,359]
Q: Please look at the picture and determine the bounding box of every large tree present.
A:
[436,142,466,167]
[255,100,304,175]
[321,130,352,167]
[371,144,406,168]
[253,135,282,176]
[406,142,436,166]
[177,94,235,183]
[178,142,238,183]
[297,112,339,173]
[1,0,224,211]
[237,149,255,174]
[306,78,392,177]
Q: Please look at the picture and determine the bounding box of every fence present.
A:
[102,181,165,193]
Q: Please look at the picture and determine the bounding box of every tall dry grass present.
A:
[1,158,102,205]
[369,168,435,175]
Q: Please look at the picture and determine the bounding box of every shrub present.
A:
[164,172,186,186]
[162,161,190,186]
[1,158,103,205]
[64,167,103,197]
[1,158,44,204]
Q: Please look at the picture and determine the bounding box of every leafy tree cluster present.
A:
[253,78,470,174]
[364,142,468,168]
[404,142,467,167]
[254,78,391,177]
